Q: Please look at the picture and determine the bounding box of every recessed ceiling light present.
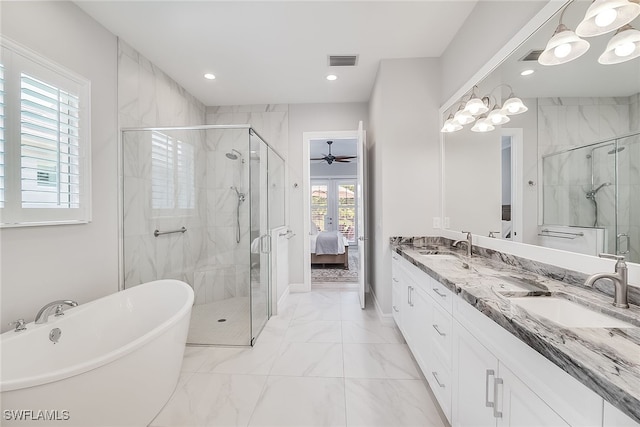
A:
[326,74,338,81]
[520,69,535,76]
[204,73,216,80]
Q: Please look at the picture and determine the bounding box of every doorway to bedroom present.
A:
[303,123,366,307]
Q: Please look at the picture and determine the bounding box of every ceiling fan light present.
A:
[463,97,489,116]
[471,115,495,132]
[487,107,511,125]
[598,24,640,64]
[538,25,591,65]
[501,96,528,115]
[576,0,640,37]
[454,108,475,125]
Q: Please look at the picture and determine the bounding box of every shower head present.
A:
[225,149,242,160]
[586,182,612,200]
[586,144,625,158]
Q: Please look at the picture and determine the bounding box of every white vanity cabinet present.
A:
[453,322,568,427]
[389,249,628,427]
[391,254,454,422]
[603,402,640,427]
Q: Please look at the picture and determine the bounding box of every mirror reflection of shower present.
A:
[226,149,246,244]
[585,144,624,226]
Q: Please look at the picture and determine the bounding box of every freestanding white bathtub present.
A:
[0,279,194,427]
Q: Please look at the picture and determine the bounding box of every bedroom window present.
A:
[310,179,357,245]
[0,39,91,227]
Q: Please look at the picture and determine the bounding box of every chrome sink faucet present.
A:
[453,231,473,257]
[34,300,78,324]
[584,254,629,308]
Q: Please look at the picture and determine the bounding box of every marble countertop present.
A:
[391,242,640,423]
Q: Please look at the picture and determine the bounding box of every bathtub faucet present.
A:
[34,300,79,324]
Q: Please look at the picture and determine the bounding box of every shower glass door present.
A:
[616,134,639,263]
[249,130,270,343]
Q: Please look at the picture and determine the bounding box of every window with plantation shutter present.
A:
[151,131,194,213]
[1,39,91,227]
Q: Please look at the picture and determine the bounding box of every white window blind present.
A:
[1,39,91,227]
[151,131,194,211]
[21,73,81,208]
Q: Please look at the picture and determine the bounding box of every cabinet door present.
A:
[453,321,499,427]
[603,401,639,427]
[496,364,569,427]
[406,284,432,377]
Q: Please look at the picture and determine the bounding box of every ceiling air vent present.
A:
[520,49,543,62]
[328,55,359,67]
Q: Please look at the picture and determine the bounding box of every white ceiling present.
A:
[75,1,478,106]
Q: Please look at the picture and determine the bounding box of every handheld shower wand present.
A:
[231,186,245,243]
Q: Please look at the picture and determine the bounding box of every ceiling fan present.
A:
[311,141,357,165]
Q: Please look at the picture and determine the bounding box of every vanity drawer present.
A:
[430,301,453,369]
[430,279,454,314]
[428,350,452,421]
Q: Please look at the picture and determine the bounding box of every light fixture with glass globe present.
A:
[576,0,640,37]
[471,115,495,133]
[441,114,463,133]
[598,24,640,63]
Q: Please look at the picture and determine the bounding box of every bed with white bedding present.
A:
[310,230,349,269]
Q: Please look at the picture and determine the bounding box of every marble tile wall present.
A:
[119,40,212,296]
[205,105,289,300]
[539,94,640,263]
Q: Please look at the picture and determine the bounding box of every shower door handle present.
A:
[617,233,630,255]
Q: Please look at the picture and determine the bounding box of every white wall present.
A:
[0,1,118,331]
[440,0,550,104]
[368,58,441,315]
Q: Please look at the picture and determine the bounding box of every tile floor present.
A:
[151,290,447,427]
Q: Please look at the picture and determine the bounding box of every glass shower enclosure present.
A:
[542,131,640,263]
[121,125,285,346]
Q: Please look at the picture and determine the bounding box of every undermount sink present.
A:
[509,297,634,328]
[416,250,458,260]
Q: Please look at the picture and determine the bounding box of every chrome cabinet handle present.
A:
[432,371,445,388]
[409,286,414,307]
[433,288,447,298]
[393,305,400,313]
[407,287,411,305]
[485,369,495,408]
[392,277,399,283]
[432,324,446,336]
[493,377,503,418]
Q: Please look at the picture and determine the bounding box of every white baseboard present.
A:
[275,286,290,315]
[371,289,395,327]
[289,283,307,293]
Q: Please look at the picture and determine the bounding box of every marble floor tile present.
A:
[345,378,446,427]
[197,341,282,375]
[269,342,344,378]
[343,343,421,379]
[150,372,267,427]
[297,290,342,306]
[340,302,381,323]
[248,376,346,427]
[291,301,342,323]
[181,347,217,373]
[283,320,342,343]
[341,321,404,344]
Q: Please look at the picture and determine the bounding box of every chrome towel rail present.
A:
[154,227,187,237]
[538,228,584,240]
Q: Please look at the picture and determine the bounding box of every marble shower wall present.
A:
[539,94,640,263]
[119,40,209,294]
[205,105,289,297]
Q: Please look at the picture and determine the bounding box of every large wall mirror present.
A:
[442,0,640,265]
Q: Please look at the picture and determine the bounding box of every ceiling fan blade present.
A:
[310,157,328,160]
[334,159,352,163]
[334,156,357,160]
